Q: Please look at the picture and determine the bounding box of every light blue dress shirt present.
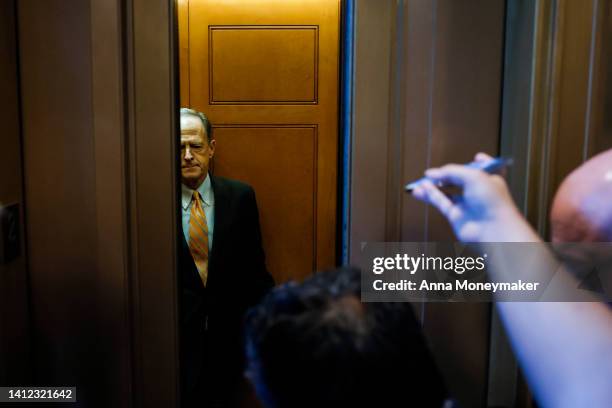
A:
[181,174,214,250]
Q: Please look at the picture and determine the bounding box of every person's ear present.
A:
[208,139,216,158]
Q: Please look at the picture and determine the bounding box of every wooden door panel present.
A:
[213,125,317,283]
[210,26,318,104]
[179,0,190,107]
[181,0,339,283]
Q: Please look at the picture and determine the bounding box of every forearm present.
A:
[481,208,612,406]
[497,301,612,408]
[480,206,541,243]
[486,233,612,407]
[413,161,612,405]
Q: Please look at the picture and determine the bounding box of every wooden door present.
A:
[179,0,340,283]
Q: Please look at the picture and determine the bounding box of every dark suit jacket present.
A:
[179,176,274,407]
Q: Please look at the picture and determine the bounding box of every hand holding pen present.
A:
[405,155,512,192]
[409,153,538,243]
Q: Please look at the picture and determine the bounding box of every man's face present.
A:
[180,115,215,189]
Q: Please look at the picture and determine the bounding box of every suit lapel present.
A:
[209,176,228,283]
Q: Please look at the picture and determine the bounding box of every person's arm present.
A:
[496,300,612,407]
[412,153,612,408]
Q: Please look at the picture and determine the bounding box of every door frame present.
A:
[95,0,182,405]
[124,0,181,406]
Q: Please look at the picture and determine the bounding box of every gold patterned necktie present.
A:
[188,191,209,286]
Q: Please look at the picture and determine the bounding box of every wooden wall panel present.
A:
[213,125,317,283]
[179,0,190,107]
[210,26,318,104]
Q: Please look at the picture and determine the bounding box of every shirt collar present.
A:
[181,174,213,210]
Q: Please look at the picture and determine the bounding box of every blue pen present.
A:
[404,157,513,192]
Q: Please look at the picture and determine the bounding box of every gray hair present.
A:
[180,108,212,141]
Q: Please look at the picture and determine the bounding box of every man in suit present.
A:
[178,108,274,407]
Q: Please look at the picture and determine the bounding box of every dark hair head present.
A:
[244,267,449,408]
[180,107,212,142]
